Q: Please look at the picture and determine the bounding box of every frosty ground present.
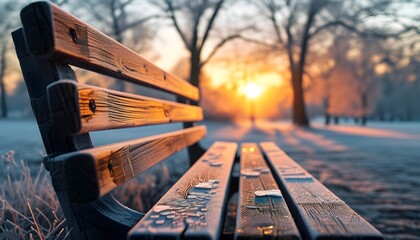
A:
[0,119,419,239]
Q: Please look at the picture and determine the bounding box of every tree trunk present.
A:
[325,114,330,125]
[361,92,368,126]
[189,49,201,87]
[291,66,309,126]
[361,117,367,126]
[288,1,319,127]
[0,43,7,118]
[334,116,339,125]
[324,96,330,125]
[189,48,201,106]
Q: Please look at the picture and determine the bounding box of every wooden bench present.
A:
[12,2,383,240]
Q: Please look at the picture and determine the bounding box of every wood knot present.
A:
[69,28,77,43]
[89,99,96,113]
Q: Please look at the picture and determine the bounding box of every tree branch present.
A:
[285,8,296,68]
[200,34,241,67]
[309,0,419,39]
[311,19,418,39]
[237,36,278,49]
[165,0,190,49]
[89,5,113,26]
[120,14,162,34]
[120,0,135,9]
[266,0,283,45]
[199,0,225,53]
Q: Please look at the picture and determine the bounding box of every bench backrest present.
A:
[12,2,205,239]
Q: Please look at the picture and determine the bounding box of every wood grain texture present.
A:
[235,143,300,240]
[129,142,237,240]
[54,126,206,201]
[260,142,383,240]
[21,2,199,101]
[47,80,203,134]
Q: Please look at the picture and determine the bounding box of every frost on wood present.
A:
[240,167,271,177]
[254,189,283,198]
[153,205,172,213]
[129,142,237,239]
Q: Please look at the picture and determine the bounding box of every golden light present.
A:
[244,83,262,99]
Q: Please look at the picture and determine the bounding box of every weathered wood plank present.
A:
[51,126,206,202]
[129,142,237,240]
[20,2,199,101]
[235,143,300,240]
[260,142,383,240]
[47,80,203,134]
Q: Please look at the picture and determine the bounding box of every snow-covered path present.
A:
[1,119,419,239]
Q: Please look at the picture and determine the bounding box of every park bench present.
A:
[12,2,383,240]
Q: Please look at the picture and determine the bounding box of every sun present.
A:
[244,83,262,99]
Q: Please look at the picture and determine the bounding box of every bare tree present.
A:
[251,0,332,126]
[252,0,418,126]
[375,38,420,121]
[150,0,246,97]
[349,38,383,125]
[321,32,355,125]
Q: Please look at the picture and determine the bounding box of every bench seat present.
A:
[129,142,237,240]
[260,142,383,240]
[235,143,300,239]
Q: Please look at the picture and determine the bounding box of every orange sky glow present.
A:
[4,1,417,122]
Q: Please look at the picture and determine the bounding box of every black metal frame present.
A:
[12,28,206,240]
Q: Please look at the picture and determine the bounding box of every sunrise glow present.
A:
[244,83,262,99]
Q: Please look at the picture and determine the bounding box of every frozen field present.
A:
[0,119,419,239]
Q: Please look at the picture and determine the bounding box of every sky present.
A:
[2,0,419,120]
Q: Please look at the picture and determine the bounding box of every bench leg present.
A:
[56,192,142,240]
[176,96,207,166]
[187,142,206,165]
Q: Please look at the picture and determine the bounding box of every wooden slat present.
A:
[129,142,237,240]
[52,126,206,202]
[20,2,199,101]
[47,80,203,134]
[260,142,383,240]
[235,143,300,240]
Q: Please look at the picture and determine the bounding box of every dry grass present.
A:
[0,150,186,239]
[0,151,69,240]
[113,163,172,212]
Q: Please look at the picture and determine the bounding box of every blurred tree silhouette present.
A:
[251,0,419,126]
[149,0,249,102]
